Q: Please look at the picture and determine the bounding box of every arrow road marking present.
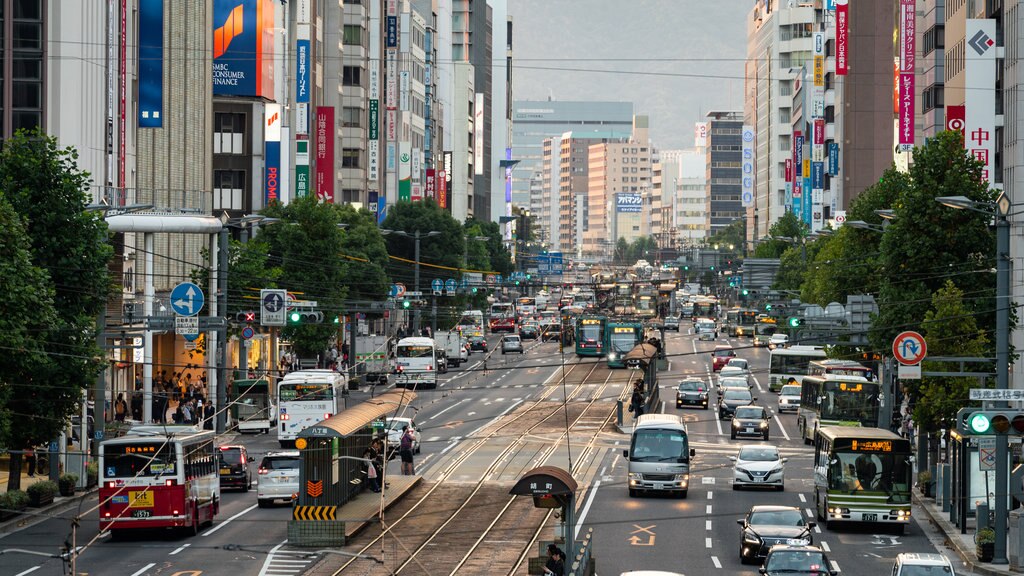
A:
[628,525,656,546]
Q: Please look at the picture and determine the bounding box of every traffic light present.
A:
[742,289,749,296]
[402,299,411,309]
[765,304,772,311]
[288,310,325,324]
[710,265,715,271]
[235,310,256,323]
[788,317,803,327]
[683,265,689,271]
[957,408,1024,435]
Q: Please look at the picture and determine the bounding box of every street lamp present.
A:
[874,209,896,220]
[936,192,1010,565]
[844,220,885,233]
[382,229,441,332]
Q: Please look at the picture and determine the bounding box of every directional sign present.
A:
[979,437,996,471]
[486,275,496,286]
[970,388,1024,401]
[892,331,927,365]
[175,316,199,336]
[431,279,444,292]
[445,279,457,292]
[389,284,401,298]
[170,282,204,316]
[261,289,287,326]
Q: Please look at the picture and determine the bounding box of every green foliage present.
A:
[614,236,659,265]
[908,281,989,432]
[0,129,112,491]
[755,212,808,258]
[1,489,28,510]
[27,480,57,499]
[706,219,746,253]
[382,200,465,289]
[464,219,513,276]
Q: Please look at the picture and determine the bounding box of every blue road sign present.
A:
[496,275,503,284]
[431,278,444,291]
[445,279,457,292]
[263,291,284,313]
[389,284,401,298]
[170,282,205,316]
[460,277,469,288]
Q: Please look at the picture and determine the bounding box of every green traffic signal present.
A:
[290,311,301,323]
[788,317,802,327]
[402,299,411,309]
[765,304,772,311]
[969,412,992,434]
[742,289,749,296]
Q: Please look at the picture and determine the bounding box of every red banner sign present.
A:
[315,106,334,203]
[836,0,848,75]
[946,105,965,137]
[436,170,447,209]
[785,158,793,183]
[813,119,825,145]
[425,168,436,201]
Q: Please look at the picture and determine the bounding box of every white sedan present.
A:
[768,333,789,349]
[731,445,786,491]
[778,384,801,413]
[385,417,421,454]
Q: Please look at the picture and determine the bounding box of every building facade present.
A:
[453,0,492,220]
[705,111,744,235]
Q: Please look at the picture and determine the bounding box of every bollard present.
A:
[979,503,991,532]
[616,400,623,426]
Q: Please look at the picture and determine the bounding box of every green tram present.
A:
[606,321,644,368]
[575,315,607,357]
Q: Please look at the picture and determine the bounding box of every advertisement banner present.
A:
[386,109,396,141]
[616,193,642,213]
[898,0,915,150]
[213,0,275,99]
[368,139,380,182]
[264,104,281,204]
[296,39,310,104]
[785,158,793,183]
[812,203,824,231]
[812,162,824,190]
[836,0,849,75]
[377,194,387,225]
[399,71,410,111]
[793,132,803,198]
[138,0,163,127]
[812,118,825,162]
[295,140,309,198]
[369,67,379,100]
[315,107,334,203]
[965,19,997,185]
[368,190,378,213]
[828,142,840,175]
[437,169,448,209]
[398,141,411,202]
[946,104,966,136]
[694,122,708,147]
[386,51,397,109]
[741,125,754,208]
[425,168,436,201]
[369,100,379,140]
[387,142,396,171]
[813,33,824,86]
[803,176,812,224]
[474,93,484,175]
[411,147,421,183]
[386,16,397,47]
[898,72,915,151]
[803,159,810,179]
[296,102,309,135]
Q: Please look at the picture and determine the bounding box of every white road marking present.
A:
[706,520,712,531]
[706,504,713,514]
[820,541,831,552]
[129,564,156,576]
[814,524,822,534]
[15,568,41,576]
[774,410,791,441]
[707,491,713,500]
[427,400,467,420]
[468,411,477,416]
[440,437,462,455]
[712,556,722,569]
[716,413,724,436]
[751,374,764,393]
[702,477,716,484]
[831,561,840,573]
[427,436,440,442]
[169,543,190,555]
[575,480,601,538]
[798,493,807,503]
[202,503,258,536]
[705,537,712,548]
[805,508,814,518]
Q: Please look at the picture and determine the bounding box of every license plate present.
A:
[863,513,877,522]
[220,468,231,474]
[746,428,754,433]
[128,490,154,508]
[131,509,152,518]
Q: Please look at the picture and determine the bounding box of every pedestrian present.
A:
[204,402,215,430]
[363,447,381,492]
[399,426,416,475]
[24,446,35,477]
[114,393,128,422]
[544,545,565,576]
[131,385,143,421]
[630,388,644,419]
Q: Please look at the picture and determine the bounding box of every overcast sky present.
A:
[507,1,750,151]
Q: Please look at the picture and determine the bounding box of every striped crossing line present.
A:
[258,541,318,576]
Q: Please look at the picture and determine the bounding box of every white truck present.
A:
[354,335,392,386]
[435,330,468,368]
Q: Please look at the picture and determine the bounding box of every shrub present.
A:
[27,480,58,499]
[976,526,996,544]
[1,489,29,509]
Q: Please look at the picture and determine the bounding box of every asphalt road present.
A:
[578,322,958,576]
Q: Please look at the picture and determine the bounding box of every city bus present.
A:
[575,315,607,357]
[606,321,644,368]
[230,377,276,434]
[516,296,538,319]
[490,302,514,318]
[277,369,344,447]
[798,374,881,444]
[752,316,778,347]
[99,425,219,536]
[813,426,912,533]
[809,358,876,380]
[456,310,485,335]
[394,336,439,390]
[767,345,827,393]
[690,296,719,321]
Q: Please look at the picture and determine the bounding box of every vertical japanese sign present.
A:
[411,147,421,200]
[898,0,916,151]
[828,143,840,176]
[812,32,825,87]
[474,93,485,175]
[398,142,411,201]
[138,0,163,127]
[785,158,793,183]
[442,151,453,211]
[812,118,825,162]
[265,104,281,204]
[315,107,334,203]
[792,131,804,217]
[437,169,447,209]
[964,19,997,185]
[835,0,849,75]
[399,71,410,111]
[425,168,436,202]
[741,125,754,208]
[295,140,309,198]
[694,122,708,147]
[946,105,966,136]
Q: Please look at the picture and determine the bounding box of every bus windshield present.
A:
[102,442,176,478]
[828,450,911,501]
[770,351,825,376]
[279,382,334,402]
[630,429,689,462]
[821,381,880,424]
[755,323,777,335]
[397,345,434,358]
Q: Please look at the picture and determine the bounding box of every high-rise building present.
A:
[453,0,493,221]
[919,0,946,140]
[451,62,476,219]
[675,148,708,246]
[339,0,372,208]
[705,111,744,235]
[511,100,634,208]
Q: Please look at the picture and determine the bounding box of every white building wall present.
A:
[451,62,475,221]
[1004,0,1024,388]
[677,148,707,245]
[489,0,509,223]
[436,0,454,155]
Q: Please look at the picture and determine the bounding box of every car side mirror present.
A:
[690,448,696,457]
[807,521,817,529]
[248,456,255,462]
[728,456,736,461]
[781,458,788,463]
[623,449,629,458]
[753,397,758,402]
[759,569,767,575]
[736,519,745,526]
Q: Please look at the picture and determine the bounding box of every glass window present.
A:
[12,110,39,131]
[342,66,361,86]
[12,81,39,109]
[13,22,41,50]
[341,106,361,128]
[101,442,176,478]
[13,58,39,80]
[14,0,41,20]
[341,148,360,168]
[343,25,362,45]
[279,383,333,402]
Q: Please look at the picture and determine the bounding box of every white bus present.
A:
[516,297,537,318]
[622,414,695,498]
[277,370,344,447]
[768,345,827,393]
[457,310,485,335]
[490,302,514,317]
[395,336,439,390]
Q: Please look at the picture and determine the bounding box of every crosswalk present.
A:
[258,542,318,576]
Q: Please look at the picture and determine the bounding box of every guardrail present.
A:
[568,527,595,576]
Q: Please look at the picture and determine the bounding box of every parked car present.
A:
[385,416,421,454]
[712,346,736,371]
[778,384,801,413]
[257,451,301,507]
[664,316,681,332]
[731,445,786,491]
[718,388,755,420]
[892,552,956,576]
[502,334,524,354]
[768,333,789,350]
[218,445,254,491]
[468,335,488,353]
[676,378,710,409]
[737,506,815,564]
[760,545,833,575]
[730,405,773,440]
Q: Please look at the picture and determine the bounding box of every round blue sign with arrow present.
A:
[445,279,457,292]
[170,282,205,317]
[431,278,444,291]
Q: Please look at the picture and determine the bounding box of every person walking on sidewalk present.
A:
[399,426,415,475]
[24,446,36,477]
[114,393,129,423]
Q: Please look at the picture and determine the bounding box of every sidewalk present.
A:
[0,466,97,536]
[914,488,1020,575]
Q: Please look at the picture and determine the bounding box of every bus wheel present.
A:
[628,489,637,498]
[893,524,906,536]
[187,507,200,536]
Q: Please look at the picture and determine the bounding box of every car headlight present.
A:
[743,532,761,545]
[732,420,742,428]
[609,353,617,360]
[735,467,748,476]
[759,421,768,428]
[768,466,783,476]
[628,472,642,480]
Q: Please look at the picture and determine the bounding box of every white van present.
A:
[695,318,718,341]
[622,414,695,498]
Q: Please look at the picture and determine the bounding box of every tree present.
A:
[464,218,513,276]
[336,205,390,302]
[871,131,995,351]
[754,212,807,258]
[706,219,746,254]
[381,200,465,291]
[0,129,113,490]
[0,191,58,488]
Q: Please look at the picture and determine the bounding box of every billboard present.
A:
[398,141,411,201]
[616,193,642,213]
[474,93,484,175]
[741,125,754,208]
[138,0,163,128]
[315,107,334,203]
[694,122,708,147]
[213,0,274,99]
[965,19,997,185]
[836,0,849,75]
[898,0,915,151]
[295,140,309,198]
[264,104,281,204]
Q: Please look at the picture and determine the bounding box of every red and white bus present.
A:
[99,425,220,535]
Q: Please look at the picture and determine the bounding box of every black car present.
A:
[218,445,254,491]
[519,323,540,340]
[468,335,488,352]
[737,505,815,564]
[760,545,835,575]
[540,324,562,342]
[676,378,709,409]
[731,405,772,440]
[718,388,755,420]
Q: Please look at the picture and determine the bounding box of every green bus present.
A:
[606,321,644,368]
[575,315,607,357]
[798,374,881,444]
[230,377,276,434]
[813,426,912,533]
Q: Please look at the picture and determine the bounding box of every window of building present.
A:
[341,189,361,204]
[214,112,245,154]
[213,170,244,211]
[343,66,361,87]
[779,108,791,123]
[342,106,361,128]
[923,25,945,55]
[343,25,362,46]
[342,149,360,168]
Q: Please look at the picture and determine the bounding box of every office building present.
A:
[705,111,744,235]
[453,0,493,221]
[676,148,708,246]
[920,0,946,140]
